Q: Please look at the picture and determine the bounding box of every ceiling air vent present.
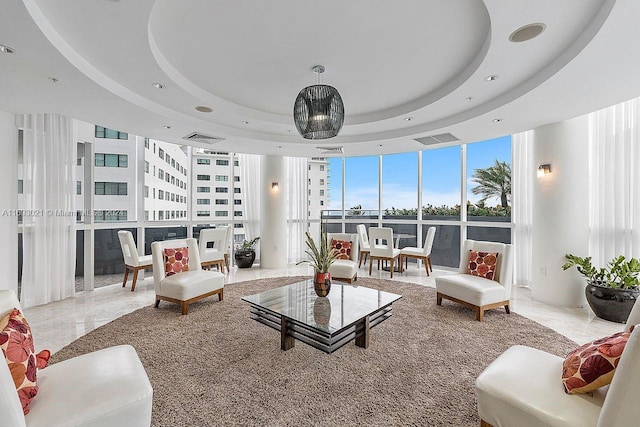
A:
[415,133,459,146]
[183,132,225,144]
[317,146,344,154]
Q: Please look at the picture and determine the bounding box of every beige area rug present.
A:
[51,276,577,426]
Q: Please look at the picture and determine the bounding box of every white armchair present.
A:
[327,232,359,283]
[0,290,153,427]
[118,230,153,292]
[435,239,513,321]
[400,226,436,275]
[476,298,640,427]
[198,227,229,273]
[368,227,401,279]
[152,238,224,315]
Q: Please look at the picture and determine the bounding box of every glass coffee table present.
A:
[242,279,402,354]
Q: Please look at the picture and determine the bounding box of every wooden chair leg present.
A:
[369,258,373,275]
[219,289,224,301]
[155,299,161,308]
[359,253,363,268]
[122,267,130,287]
[428,257,433,272]
[504,304,511,314]
[476,306,484,322]
[390,259,394,278]
[224,254,230,273]
[424,257,430,276]
[181,302,189,315]
[436,293,442,306]
[131,268,140,292]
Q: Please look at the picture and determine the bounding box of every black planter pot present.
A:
[585,283,640,323]
[234,249,256,268]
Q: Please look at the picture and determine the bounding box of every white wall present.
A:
[0,111,18,292]
[260,156,286,268]
[531,116,590,307]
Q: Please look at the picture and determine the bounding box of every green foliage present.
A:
[297,232,338,273]
[237,237,260,251]
[348,204,364,216]
[471,160,512,209]
[381,204,510,217]
[562,254,640,289]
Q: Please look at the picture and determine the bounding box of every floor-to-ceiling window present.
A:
[466,136,512,244]
[382,152,418,249]
[422,146,462,267]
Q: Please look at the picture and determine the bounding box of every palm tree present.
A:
[471,160,511,209]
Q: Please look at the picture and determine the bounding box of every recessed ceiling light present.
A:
[509,23,546,43]
[485,75,499,81]
[277,145,282,149]
[242,121,249,125]
[163,126,172,129]
[0,44,15,54]
[195,106,212,113]
[152,83,164,89]
[404,117,413,122]
[466,96,474,101]
[48,77,59,83]
[378,144,383,147]
[492,118,502,123]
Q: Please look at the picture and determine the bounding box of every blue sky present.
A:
[327,135,511,210]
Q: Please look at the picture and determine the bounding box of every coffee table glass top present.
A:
[241,279,402,334]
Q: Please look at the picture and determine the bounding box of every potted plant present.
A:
[298,231,338,297]
[562,254,640,323]
[234,237,260,268]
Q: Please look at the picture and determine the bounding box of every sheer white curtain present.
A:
[21,113,76,307]
[239,153,262,259]
[285,157,308,263]
[512,130,534,287]
[588,98,640,264]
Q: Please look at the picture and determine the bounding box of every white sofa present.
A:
[0,290,153,427]
[327,233,359,283]
[435,239,513,321]
[476,297,640,427]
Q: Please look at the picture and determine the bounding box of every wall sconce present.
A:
[537,163,552,177]
[271,182,279,191]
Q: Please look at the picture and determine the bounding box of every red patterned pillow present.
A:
[331,239,352,260]
[467,250,498,280]
[164,247,190,276]
[562,331,630,394]
[0,308,51,415]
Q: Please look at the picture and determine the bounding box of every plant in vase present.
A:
[562,254,640,323]
[298,231,338,297]
[234,237,260,268]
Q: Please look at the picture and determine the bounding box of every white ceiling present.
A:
[1,0,639,157]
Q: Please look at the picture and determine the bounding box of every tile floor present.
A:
[24,263,620,354]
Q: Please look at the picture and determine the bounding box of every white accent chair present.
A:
[356,224,370,267]
[152,238,225,315]
[198,227,229,273]
[118,230,153,292]
[368,227,401,279]
[0,290,153,427]
[400,226,436,275]
[327,233,359,283]
[476,297,640,427]
[435,239,513,321]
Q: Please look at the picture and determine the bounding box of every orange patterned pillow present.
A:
[562,331,630,394]
[467,250,498,280]
[331,239,352,260]
[164,247,190,276]
[0,308,50,415]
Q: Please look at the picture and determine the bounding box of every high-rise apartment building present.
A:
[143,138,189,221]
[308,157,329,219]
[190,150,243,242]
